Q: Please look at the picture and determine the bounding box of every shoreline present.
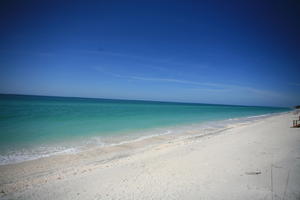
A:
[0,111,289,166]
[1,111,300,199]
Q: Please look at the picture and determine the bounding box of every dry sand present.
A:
[0,112,300,200]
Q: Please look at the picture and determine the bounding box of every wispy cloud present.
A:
[82,49,207,70]
[90,65,296,106]
[289,82,300,87]
[123,76,207,85]
[109,73,221,88]
[112,74,288,99]
[91,65,289,104]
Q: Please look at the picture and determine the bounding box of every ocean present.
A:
[0,94,291,165]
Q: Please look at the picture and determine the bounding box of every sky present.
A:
[0,0,299,107]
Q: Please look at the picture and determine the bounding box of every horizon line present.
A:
[0,92,292,109]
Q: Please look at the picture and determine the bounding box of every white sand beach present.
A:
[0,112,300,200]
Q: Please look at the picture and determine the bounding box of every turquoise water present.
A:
[0,94,291,164]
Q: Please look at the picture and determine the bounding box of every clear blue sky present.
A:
[0,0,299,107]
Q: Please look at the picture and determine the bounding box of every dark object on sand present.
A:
[292,120,300,128]
[294,105,300,109]
[245,171,261,175]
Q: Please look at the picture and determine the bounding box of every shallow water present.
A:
[0,94,291,164]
